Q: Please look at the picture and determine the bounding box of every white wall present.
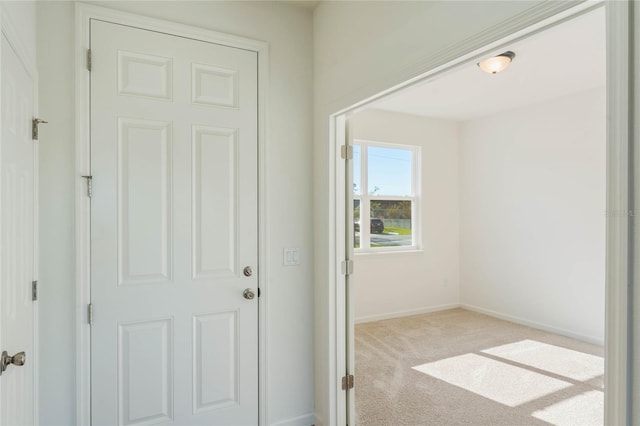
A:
[350,109,459,322]
[37,2,314,425]
[459,87,606,344]
[312,3,583,423]
[352,88,606,345]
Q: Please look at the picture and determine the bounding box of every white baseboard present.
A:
[270,413,317,426]
[355,303,460,324]
[312,413,322,426]
[460,303,604,346]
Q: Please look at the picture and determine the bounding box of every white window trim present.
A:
[353,139,421,253]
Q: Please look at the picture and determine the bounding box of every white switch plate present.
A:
[283,248,300,266]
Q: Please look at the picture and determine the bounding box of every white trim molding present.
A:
[632,2,640,422]
[351,139,421,253]
[461,304,604,347]
[329,1,629,425]
[604,1,631,424]
[270,413,317,426]
[355,304,460,325]
[74,3,269,425]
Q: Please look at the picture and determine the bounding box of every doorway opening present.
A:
[335,4,612,425]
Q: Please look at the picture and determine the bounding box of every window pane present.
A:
[353,198,360,249]
[370,200,412,247]
[368,146,412,196]
[353,144,361,195]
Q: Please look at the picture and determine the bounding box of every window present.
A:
[353,140,420,251]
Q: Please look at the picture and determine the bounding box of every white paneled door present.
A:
[0,34,36,425]
[90,21,258,425]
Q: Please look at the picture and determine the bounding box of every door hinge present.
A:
[32,280,38,301]
[32,118,48,140]
[87,303,93,325]
[341,259,354,275]
[341,374,354,390]
[81,175,93,198]
[341,145,353,160]
[87,49,92,71]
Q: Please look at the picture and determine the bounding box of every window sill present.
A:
[354,248,424,256]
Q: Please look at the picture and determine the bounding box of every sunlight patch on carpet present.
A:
[482,340,603,381]
[532,390,603,426]
[412,353,571,407]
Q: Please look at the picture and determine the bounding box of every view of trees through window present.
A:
[353,142,417,250]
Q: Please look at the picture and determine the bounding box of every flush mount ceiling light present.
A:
[477,51,516,74]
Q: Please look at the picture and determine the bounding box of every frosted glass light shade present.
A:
[478,51,515,74]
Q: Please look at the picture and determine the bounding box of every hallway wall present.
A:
[37,2,314,424]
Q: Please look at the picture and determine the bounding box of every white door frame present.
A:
[74,4,269,425]
[0,4,40,424]
[329,1,630,425]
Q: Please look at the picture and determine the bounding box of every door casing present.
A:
[329,1,630,425]
[74,4,269,425]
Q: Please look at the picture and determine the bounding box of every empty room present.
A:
[348,7,606,425]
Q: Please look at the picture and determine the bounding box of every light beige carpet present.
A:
[355,308,604,426]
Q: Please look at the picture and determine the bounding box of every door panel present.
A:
[117,117,172,285]
[0,34,35,426]
[192,125,238,279]
[192,311,238,413]
[118,318,173,426]
[90,20,258,425]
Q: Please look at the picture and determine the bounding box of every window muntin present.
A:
[353,140,419,252]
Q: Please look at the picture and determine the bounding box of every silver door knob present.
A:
[243,266,253,277]
[243,288,256,300]
[0,351,26,375]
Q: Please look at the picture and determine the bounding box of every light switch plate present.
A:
[283,247,300,266]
